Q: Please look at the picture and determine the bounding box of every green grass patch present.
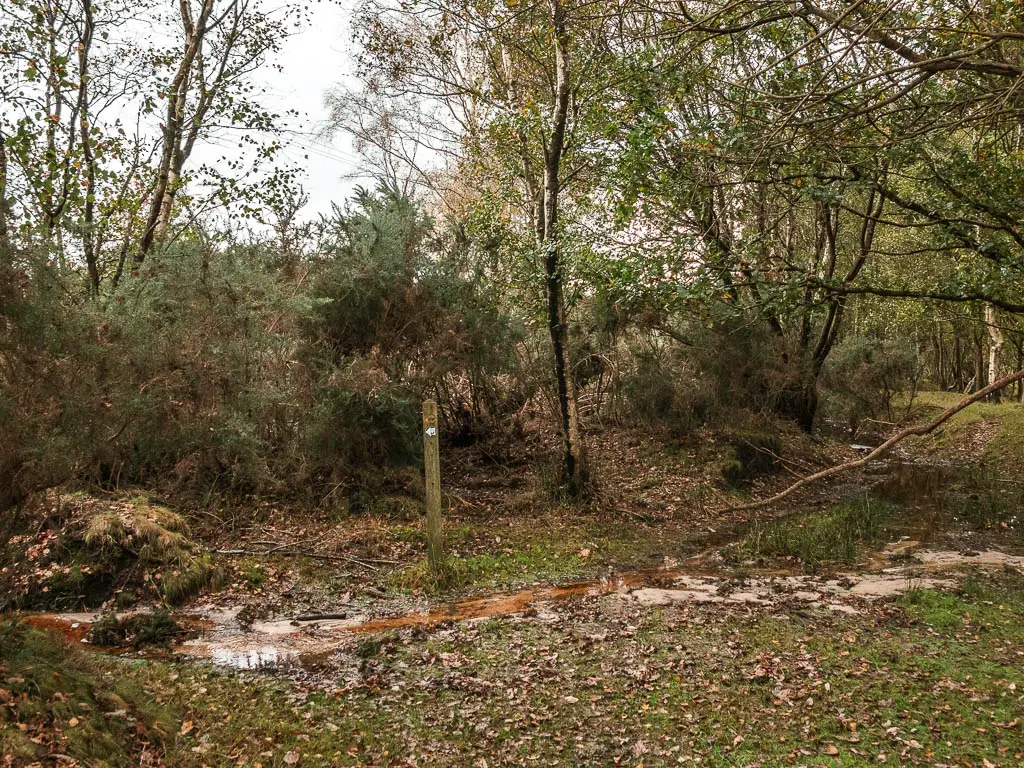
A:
[240,559,267,589]
[729,496,893,566]
[903,573,1024,633]
[388,541,586,594]
[0,622,177,766]
[909,391,1024,466]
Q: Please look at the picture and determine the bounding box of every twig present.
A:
[264,538,318,554]
[105,421,130,443]
[725,370,1024,513]
[211,548,395,571]
[293,613,350,622]
[616,506,656,523]
[445,491,482,509]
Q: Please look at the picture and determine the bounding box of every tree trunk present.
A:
[953,336,964,391]
[0,137,9,252]
[974,331,985,392]
[543,0,587,494]
[777,384,818,433]
[1017,341,1024,402]
[934,324,945,388]
[985,304,1004,402]
[76,0,100,295]
[137,0,214,264]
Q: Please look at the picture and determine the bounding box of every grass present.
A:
[729,495,893,566]
[90,608,182,647]
[9,572,1023,766]
[80,571,1023,767]
[0,621,177,766]
[160,553,225,605]
[946,464,1024,529]
[908,390,1024,466]
[387,541,587,594]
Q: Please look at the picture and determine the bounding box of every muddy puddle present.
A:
[26,545,1023,674]
[16,458,1023,675]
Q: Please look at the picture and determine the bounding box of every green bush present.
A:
[617,348,716,435]
[1,186,526,516]
[821,336,920,436]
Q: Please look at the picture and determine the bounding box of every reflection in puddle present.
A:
[871,461,953,503]
[19,544,1024,673]
[209,645,299,670]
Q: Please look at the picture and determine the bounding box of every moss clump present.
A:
[720,431,781,488]
[21,495,223,611]
[83,496,190,564]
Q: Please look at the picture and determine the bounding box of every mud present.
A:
[15,460,1023,674]
[172,545,1022,669]
[23,543,1018,674]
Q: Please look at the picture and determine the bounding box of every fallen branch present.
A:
[293,612,350,622]
[211,548,398,571]
[726,370,1024,512]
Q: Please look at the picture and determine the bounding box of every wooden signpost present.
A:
[422,399,443,568]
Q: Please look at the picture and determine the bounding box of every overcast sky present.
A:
[194,0,372,221]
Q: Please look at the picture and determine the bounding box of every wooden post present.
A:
[422,400,443,568]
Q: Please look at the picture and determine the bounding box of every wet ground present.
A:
[27,547,1024,677]
[19,457,1024,681]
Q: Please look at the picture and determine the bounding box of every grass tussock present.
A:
[160,554,224,605]
[83,497,189,562]
[729,496,892,566]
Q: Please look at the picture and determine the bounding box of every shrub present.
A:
[617,348,716,435]
[821,336,921,436]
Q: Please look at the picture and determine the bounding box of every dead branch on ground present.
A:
[726,370,1024,512]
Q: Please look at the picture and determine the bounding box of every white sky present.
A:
[193,0,373,220]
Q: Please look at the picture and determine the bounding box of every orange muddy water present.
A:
[14,456,1024,671]
[21,547,1024,670]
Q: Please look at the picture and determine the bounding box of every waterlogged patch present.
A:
[625,572,953,607]
[21,548,1023,676]
[916,549,1024,570]
[209,645,300,670]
